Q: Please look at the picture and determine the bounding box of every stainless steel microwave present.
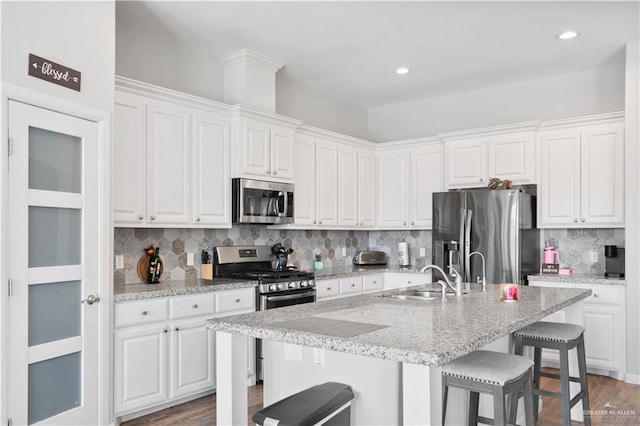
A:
[232,178,294,224]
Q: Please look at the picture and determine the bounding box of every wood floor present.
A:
[122,369,640,425]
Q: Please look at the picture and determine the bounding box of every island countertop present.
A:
[206,284,590,367]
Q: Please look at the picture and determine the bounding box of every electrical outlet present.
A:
[341,247,347,257]
[419,247,426,257]
[313,348,325,366]
[590,251,598,262]
[284,343,303,362]
[115,255,124,270]
[187,253,194,266]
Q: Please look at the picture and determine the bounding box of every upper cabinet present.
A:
[440,123,538,188]
[538,114,624,228]
[230,108,301,182]
[114,78,232,228]
[291,126,375,229]
[377,140,444,229]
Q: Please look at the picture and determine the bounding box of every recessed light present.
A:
[557,31,579,40]
[395,67,410,75]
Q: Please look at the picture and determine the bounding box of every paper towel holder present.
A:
[398,242,409,268]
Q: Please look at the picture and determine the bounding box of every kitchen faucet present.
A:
[420,264,463,297]
[469,251,487,292]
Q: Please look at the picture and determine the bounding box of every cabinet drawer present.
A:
[115,298,169,328]
[578,285,623,305]
[363,275,384,292]
[216,288,255,314]
[339,277,363,295]
[170,293,215,320]
[316,279,340,299]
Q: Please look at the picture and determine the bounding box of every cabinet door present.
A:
[339,276,363,295]
[446,138,487,188]
[315,140,338,226]
[114,324,168,415]
[583,306,617,370]
[316,279,340,300]
[410,146,443,228]
[487,132,535,183]
[293,136,317,225]
[169,318,215,399]
[539,131,581,227]
[338,146,358,227]
[362,274,384,293]
[270,126,295,180]
[580,123,624,226]
[192,113,231,226]
[241,119,271,177]
[146,100,191,224]
[358,151,376,227]
[113,91,146,225]
[377,152,409,227]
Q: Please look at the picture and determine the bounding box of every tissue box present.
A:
[558,268,573,276]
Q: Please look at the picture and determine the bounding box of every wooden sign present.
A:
[541,263,559,274]
[28,53,81,91]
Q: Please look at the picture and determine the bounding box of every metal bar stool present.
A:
[510,321,591,426]
[442,350,535,426]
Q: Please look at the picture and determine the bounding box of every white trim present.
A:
[29,189,83,209]
[29,265,83,285]
[625,373,640,385]
[438,120,541,141]
[28,336,83,364]
[538,111,624,130]
[229,104,302,128]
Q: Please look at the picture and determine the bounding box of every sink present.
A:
[389,290,451,301]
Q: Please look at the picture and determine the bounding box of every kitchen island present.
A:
[206,283,591,425]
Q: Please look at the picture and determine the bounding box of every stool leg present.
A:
[577,337,591,426]
[493,387,506,426]
[468,391,479,426]
[532,346,542,421]
[442,378,449,426]
[523,369,535,426]
[508,335,524,423]
[559,343,571,426]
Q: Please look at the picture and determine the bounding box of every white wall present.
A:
[1,1,115,112]
[368,65,625,142]
[624,41,639,384]
[276,77,369,140]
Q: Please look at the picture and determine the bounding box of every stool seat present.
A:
[513,321,584,342]
[442,350,534,386]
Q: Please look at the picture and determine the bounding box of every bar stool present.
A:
[510,321,591,426]
[441,350,535,426]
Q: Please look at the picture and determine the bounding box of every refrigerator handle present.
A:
[465,209,473,282]
[458,208,465,276]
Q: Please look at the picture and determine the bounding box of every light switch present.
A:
[115,255,124,270]
[341,247,347,257]
[419,247,426,257]
[284,343,303,362]
[187,253,194,266]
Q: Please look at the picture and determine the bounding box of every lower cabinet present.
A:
[315,274,385,301]
[529,281,626,378]
[114,288,255,418]
[383,273,431,290]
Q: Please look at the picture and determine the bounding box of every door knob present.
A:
[81,294,100,305]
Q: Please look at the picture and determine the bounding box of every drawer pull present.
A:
[163,327,168,333]
[141,311,149,316]
[235,298,241,303]
[175,327,180,331]
[373,281,377,284]
[192,304,198,309]
[327,287,332,291]
[593,293,599,298]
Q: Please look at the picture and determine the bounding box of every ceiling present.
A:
[116,1,639,110]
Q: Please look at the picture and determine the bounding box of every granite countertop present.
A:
[206,284,591,367]
[114,278,259,302]
[528,273,626,286]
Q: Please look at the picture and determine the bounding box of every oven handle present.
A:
[265,291,316,302]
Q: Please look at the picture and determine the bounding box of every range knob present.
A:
[300,281,307,287]
[268,284,277,292]
[277,283,285,290]
[288,282,296,289]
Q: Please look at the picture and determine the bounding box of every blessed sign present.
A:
[28,53,81,91]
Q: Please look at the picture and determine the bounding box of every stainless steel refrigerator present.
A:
[432,188,540,285]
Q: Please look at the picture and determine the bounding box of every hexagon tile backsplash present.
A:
[113,226,624,288]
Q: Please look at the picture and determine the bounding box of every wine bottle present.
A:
[148,247,161,284]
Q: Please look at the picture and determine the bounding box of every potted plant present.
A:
[314,253,323,270]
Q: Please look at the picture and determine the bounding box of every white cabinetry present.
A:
[315,278,340,300]
[338,146,376,227]
[377,141,444,229]
[530,280,626,379]
[316,274,385,300]
[538,115,624,228]
[114,79,231,228]
[383,273,431,290]
[231,108,301,181]
[114,288,255,418]
[441,125,537,189]
[292,127,375,228]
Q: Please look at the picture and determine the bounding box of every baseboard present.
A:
[625,373,640,384]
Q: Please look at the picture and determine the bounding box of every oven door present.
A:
[260,288,316,310]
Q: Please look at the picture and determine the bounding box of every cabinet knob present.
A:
[327,287,332,291]
[195,217,200,222]
[351,283,355,287]
[408,281,412,284]
[141,310,149,316]
[192,304,198,309]
[175,326,180,331]
[313,221,316,224]
[581,218,586,222]
[137,215,143,220]
[403,222,407,225]
[593,293,599,298]
[150,215,155,221]
[163,327,168,333]
[373,280,377,284]
[479,178,484,182]
[411,221,415,225]
[574,218,579,223]
[272,171,278,175]
[266,170,271,175]
[235,298,240,303]
[319,221,322,224]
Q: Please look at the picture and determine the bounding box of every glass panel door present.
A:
[8,101,99,425]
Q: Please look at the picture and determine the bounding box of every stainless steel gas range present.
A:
[212,245,316,381]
